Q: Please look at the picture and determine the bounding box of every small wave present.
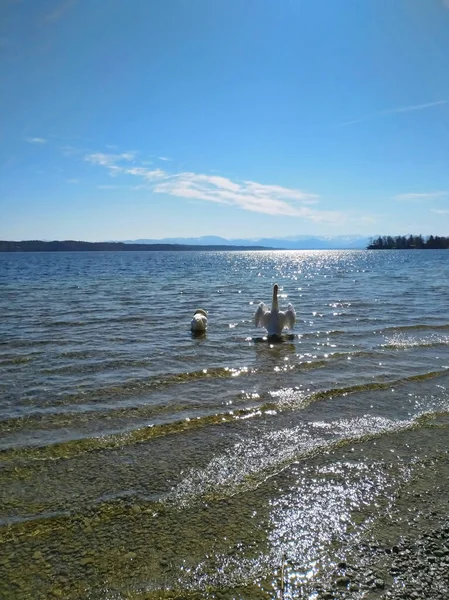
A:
[0,351,397,433]
[3,367,449,464]
[382,323,449,334]
[262,367,449,413]
[18,365,255,410]
[382,333,449,349]
[0,405,259,462]
[301,329,346,339]
[0,339,73,348]
[40,357,155,375]
[164,415,418,507]
[44,315,156,328]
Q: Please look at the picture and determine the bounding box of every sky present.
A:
[1,0,449,242]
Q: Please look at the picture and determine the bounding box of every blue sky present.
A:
[1,0,449,241]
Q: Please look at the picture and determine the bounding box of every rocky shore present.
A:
[312,429,449,600]
[314,519,449,599]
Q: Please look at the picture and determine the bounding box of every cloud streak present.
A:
[154,173,326,218]
[84,149,344,222]
[85,152,135,167]
[25,137,47,144]
[339,100,447,127]
[394,191,449,201]
[85,151,168,180]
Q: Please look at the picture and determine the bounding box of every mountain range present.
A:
[122,235,371,250]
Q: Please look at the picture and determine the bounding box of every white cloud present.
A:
[244,180,319,204]
[85,152,135,167]
[158,156,171,161]
[84,148,345,222]
[431,209,449,214]
[124,167,167,180]
[26,137,47,144]
[394,191,449,201]
[154,173,332,219]
[85,152,138,177]
[382,100,447,115]
[339,100,447,127]
[85,152,166,182]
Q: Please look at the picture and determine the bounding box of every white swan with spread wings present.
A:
[255,284,296,336]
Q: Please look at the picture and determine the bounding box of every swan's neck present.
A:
[272,285,279,311]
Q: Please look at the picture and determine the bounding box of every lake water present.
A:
[1,250,449,599]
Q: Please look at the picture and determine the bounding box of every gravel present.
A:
[314,519,449,599]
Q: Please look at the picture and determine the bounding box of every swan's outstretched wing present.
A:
[255,302,270,328]
[283,304,296,329]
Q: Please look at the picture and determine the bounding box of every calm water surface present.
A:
[1,250,449,598]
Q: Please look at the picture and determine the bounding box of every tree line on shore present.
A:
[0,240,269,252]
[367,235,449,249]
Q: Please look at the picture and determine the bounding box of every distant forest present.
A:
[367,235,449,250]
[0,240,270,252]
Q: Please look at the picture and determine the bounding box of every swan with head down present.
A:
[254,284,296,337]
[191,308,208,333]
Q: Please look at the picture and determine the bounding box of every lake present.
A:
[1,249,449,599]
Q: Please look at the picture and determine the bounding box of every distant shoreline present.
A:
[367,235,449,249]
[0,240,273,252]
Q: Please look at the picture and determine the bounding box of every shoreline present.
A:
[0,240,272,252]
[311,422,449,600]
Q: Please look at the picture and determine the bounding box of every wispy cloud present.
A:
[85,151,168,181]
[85,152,135,167]
[339,100,447,127]
[443,0,449,9]
[25,137,47,144]
[157,156,171,162]
[153,173,323,217]
[125,167,167,180]
[84,149,347,222]
[431,209,449,214]
[65,178,79,184]
[85,152,136,176]
[394,191,449,201]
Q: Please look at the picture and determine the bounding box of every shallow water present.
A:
[1,249,449,598]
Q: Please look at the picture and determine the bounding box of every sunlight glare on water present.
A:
[2,250,449,598]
